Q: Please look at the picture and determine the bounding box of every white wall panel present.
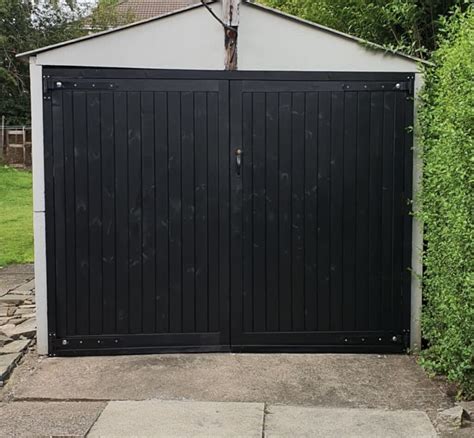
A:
[36,4,225,70]
[238,4,420,72]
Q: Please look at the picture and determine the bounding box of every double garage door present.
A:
[43,68,414,355]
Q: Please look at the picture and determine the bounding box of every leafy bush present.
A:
[418,8,474,399]
[260,0,470,58]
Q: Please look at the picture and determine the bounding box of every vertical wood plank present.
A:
[194,92,209,332]
[217,80,230,343]
[168,91,183,333]
[52,90,67,337]
[291,92,305,331]
[207,92,220,333]
[181,91,196,333]
[342,91,357,331]
[87,92,103,335]
[242,92,254,332]
[316,91,331,331]
[265,92,279,332]
[278,92,292,331]
[141,91,156,333]
[43,94,57,338]
[127,92,143,334]
[354,92,371,330]
[100,91,116,334]
[304,92,318,331]
[229,82,243,340]
[252,92,266,331]
[329,91,344,331]
[114,91,129,334]
[155,92,169,333]
[72,91,90,335]
[381,92,395,331]
[62,91,77,336]
[368,92,384,330]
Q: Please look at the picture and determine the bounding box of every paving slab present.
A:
[0,279,30,297]
[264,406,437,437]
[1,318,36,339]
[0,295,28,305]
[0,352,21,383]
[0,401,105,437]
[0,334,12,347]
[14,279,35,292]
[0,339,31,354]
[11,353,450,412]
[89,400,264,437]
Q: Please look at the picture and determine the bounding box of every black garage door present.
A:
[43,69,413,355]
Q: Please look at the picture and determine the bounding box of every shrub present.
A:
[418,8,474,399]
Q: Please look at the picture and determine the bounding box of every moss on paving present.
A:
[0,165,33,267]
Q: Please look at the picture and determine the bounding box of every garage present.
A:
[20,1,423,356]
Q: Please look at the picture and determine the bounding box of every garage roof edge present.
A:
[17,1,215,59]
[17,0,430,66]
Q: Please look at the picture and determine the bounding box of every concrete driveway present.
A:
[0,350,452,436]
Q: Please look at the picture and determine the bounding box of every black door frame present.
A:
[42,68,414,356]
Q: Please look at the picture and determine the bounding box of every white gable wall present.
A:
[238,4,419,72]
[32,2,420,73]
[35,3,225,69]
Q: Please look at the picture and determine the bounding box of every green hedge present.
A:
[418,8,474,399]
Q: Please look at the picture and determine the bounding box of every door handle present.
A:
[235,148,243,176]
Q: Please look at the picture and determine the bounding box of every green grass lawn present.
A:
[0,165,33,267]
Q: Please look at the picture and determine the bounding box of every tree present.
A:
[260,0,471,58]
[0,0,134,125]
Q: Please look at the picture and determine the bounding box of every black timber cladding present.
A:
[43,68,414,355]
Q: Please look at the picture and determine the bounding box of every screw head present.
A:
[395,83,401,89]
[56,81,62,88]
[392,336,398,342]
[61,339,68,346]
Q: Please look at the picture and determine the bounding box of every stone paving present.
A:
[0,264,36,386]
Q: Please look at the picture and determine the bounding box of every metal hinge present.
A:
[49,80,117,91]
[48,332,57,356]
